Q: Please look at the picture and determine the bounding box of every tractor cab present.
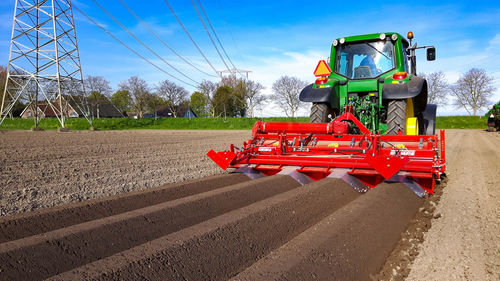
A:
[334,38,397,80]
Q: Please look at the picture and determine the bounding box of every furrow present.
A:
[0,175,299,281]
[233,182,423,281]
[48,178,360,281]
[0,173,249,243]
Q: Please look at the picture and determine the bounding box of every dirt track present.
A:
[0,129,498,280]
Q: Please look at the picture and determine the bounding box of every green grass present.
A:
[0,118,93,130]
[0,115,487,130]
[435,116,487,129]
[0,117,309,131]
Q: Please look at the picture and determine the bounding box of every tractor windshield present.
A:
[335,40,395,79]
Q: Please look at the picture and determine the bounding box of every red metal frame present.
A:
[208,108,446,194]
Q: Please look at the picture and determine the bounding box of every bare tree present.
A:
[219,75,239,89]
[118,76,149,118]
[0,65,6,97]
[197,80,218,117]
[450,68,495,116]
[156,80,188,117]
[84,75,112,97]
[271,76,307,117]
[240,80,265,117]
[1,65,26,117]
[419,71,448,105]
[84,75,113,118]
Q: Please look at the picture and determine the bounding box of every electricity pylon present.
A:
[0,0,90,128]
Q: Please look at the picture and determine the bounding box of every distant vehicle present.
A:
[486,103,500,132]
[143,113,160,118]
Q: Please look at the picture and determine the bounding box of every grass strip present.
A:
[0,116,488,130]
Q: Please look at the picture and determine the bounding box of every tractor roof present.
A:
[335,32,409,46]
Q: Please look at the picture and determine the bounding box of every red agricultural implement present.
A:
[207,106,446,197]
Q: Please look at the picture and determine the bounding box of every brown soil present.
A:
[0,129,497,281]
[49,178,360,281]
[374,176,447,281]
[406,130,500,281]
[0,130,249,216]
[0,173,250,242]
[0,175,300,280]
[374,129,499,281]
[233,182,422,281]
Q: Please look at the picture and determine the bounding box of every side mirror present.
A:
[427,47,436,61]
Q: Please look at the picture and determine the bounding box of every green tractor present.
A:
[300,31,437,135]
[486,102,500,132]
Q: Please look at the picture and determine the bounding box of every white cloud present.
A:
[242,49,324,117]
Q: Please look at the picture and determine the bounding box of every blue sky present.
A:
[1,0,499,116]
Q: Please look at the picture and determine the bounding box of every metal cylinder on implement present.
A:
[257,122,332,134]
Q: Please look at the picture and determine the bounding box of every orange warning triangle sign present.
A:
[314,60,332,77]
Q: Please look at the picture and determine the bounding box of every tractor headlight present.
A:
[339,37,345,44]
[379,33,386,40]
[333,39,338,46]
[391,34,398,41]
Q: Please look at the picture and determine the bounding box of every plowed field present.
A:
[0,129,498,280]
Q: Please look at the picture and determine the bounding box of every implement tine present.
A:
[328,169,370,193]
[278,166,313,185]
[233,166,265,180]
[388,174,428,198]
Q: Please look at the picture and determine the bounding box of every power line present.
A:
[73,4,197,88]
[189,0,233,75]
[196,0,238,73]
[117,0,217,78]
[91,0,199,86]
[162,0,221,78]
[214,0,244,64]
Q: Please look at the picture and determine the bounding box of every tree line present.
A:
[67,74,309,118]
[1,65,497,118]
[80,68,499,118]
[420,68,496,116]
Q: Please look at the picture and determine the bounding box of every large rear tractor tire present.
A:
[310,103,334,123]
[387,100,407,135]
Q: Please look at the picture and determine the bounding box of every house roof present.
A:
[90,103,123,117]
[21,100,76,117]
[157,105,197,117]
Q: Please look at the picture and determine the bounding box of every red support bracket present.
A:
[206,150,236,170]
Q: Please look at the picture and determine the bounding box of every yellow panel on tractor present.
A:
[405,98,418,135]
[406,117,418,135]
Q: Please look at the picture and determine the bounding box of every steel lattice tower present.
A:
[0,0,90,128]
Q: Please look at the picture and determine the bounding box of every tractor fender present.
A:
[382,76,428,113]
[299,84,337,108]
[422,103,437,135]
